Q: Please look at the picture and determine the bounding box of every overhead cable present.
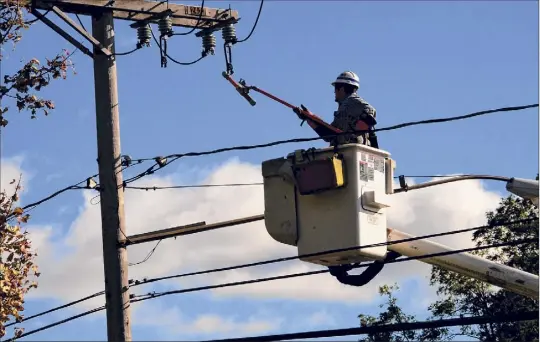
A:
[12,218,536,331]
[5,175,96,220]
[172,0,205,36]
[127,218,537,289]
[203,311,539,342]
[7,159,144,220]
[150,26,205,66]
[236,0,264,43]
[130,237,535,301]
[122,103,538,184]
[123,174,515,191]
[4,291,105,328]
[8,305,106,340]
[9,237,534,340]
[128,240,162,266]
[125,182,264,190]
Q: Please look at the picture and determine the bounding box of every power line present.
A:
[236,0,264,43]
[125,182,264,190]
[128,239,162,266]
[11,218,536,333]
[123,103,538,185]
[128,217,537,287]
[8,159,145,220]
[150,26,206,66]
[128,218,537,294]
[6,174,96,220]
[202,310,539,342]
[113,46,142,56]
[8,237,533,340]
[74,12,140,56]
[130,237,535,301]
[123,173,516,191]
[4,291,105,328]
[172,0,205,36]
[9,305,106,341]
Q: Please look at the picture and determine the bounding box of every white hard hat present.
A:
[331,71,360,88]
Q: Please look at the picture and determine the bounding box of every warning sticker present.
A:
[368,167,374,181]
[374,157,385,173]
[359,161,368,182]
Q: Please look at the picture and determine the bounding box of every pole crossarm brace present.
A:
[124,214,265,246]
[29,8,94,57]
[49,5,112,56]
[28,0,239,29]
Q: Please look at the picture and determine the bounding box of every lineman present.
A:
[294,71,379,148]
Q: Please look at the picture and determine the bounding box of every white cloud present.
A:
[1,155,30,194]
[134,300,281,339]
[22,157,502,313]
[304,310,337,327]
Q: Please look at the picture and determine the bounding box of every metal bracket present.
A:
[49,5,112,57]
[31,8,94,57]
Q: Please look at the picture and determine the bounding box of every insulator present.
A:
[158,15,173,38]
[136,24,151,47]
[222,24,237,44]
[202,32,216,56]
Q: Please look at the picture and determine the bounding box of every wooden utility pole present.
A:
[91,11,131,341]
[7,0,241,340]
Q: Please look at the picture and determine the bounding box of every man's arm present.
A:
[293,107,341,142]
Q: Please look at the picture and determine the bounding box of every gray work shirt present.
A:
[331,93,377,146]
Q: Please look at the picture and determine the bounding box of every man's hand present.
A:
[293,106,306,120]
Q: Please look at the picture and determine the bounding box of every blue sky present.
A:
[0,0,538,341]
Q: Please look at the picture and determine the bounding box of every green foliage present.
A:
[357,195,539,342]
[357,284,452,342]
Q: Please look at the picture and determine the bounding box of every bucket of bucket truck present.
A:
[261,143,396,267]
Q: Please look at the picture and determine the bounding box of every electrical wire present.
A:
[172,0,205,36]
[131,236,536,301]
[203,311,539,342]
[75,13,86,31]
[5,174,97,220]
[7,158,145,221]
[236,0,264,43]
[8,305,106,340]
[12,218,536,332]
[122,174,517,191]
[150,26,205,66]
[123,103,538,184]
[113,46,142,56]
[128,217,537,288]
[4,291,105,328]
[73,12,141,57]
[9,237,535,340]
[125,182,264,190]
[128,239,162,266]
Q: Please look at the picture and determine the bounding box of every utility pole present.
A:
[8,0,241,340]
[92,11,131,341]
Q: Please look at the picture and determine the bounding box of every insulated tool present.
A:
[222,72,343,138]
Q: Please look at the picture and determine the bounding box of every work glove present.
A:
[293,105,310,126]
[292,106,305,119]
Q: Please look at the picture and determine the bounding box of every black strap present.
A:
[369,129,379,149]
[328,251,401,287]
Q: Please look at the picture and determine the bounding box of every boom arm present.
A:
[387,228,539,300]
